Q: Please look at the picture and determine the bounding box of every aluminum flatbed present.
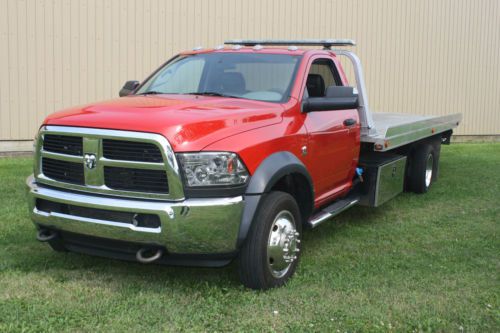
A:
[361,112,462,151]
[332,49,461,151]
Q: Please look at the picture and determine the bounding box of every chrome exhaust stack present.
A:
[136,247,163,264]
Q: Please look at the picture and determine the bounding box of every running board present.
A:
[308,196,360,228]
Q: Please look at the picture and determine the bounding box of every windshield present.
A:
[136,53,302,102]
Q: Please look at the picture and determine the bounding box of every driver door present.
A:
[302,57,360,206]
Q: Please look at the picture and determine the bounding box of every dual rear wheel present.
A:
[406,139,441,193]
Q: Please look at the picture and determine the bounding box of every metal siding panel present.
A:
[0,0,11,139]
[26,0,37,137]
[17,0,28,138]
[41,0,51,118]
[102,0,112,98]
[118,0,127,89]
[69,0,79,105]
[131,0,137,76]
[149,0,158,74]
[94,0,104,101]
[142,2,151,78]
[52,0,62,118]
[35,0,44,125]
[86,0,96,102]
[60,0,70,111]
[485,0,499,135]
[110,0,120,98]
[494,0,500,134]
[1,0,500,145]
[7,0,19,139]
[79,1,88,104]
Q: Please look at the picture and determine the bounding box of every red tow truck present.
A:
[27,40,461,289]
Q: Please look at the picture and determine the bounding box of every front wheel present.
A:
[238,191,302,290]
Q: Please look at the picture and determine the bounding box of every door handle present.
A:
[343,118,356,126]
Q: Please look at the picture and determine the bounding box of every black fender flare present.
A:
[237,152,314,247]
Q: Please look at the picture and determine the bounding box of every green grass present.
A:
[0,144,499,332]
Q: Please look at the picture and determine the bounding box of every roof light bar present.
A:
[224,39,356,48]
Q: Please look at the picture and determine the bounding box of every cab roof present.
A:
[180,47,305,55]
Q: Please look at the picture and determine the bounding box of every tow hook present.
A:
[136,247,163,264]
[36,228,58,242]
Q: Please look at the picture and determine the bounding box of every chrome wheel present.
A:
[267,210,300,278]
[425,153,434,187]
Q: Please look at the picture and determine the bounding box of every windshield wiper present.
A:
[185,91,238,98]
[136,91,163,95]
[137,91,239,98]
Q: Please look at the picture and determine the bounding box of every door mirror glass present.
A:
[119,80,140,97]
[302,86,358,112]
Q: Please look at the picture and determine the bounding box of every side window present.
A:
[305,59,342,97]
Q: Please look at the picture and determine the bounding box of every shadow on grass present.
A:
[3,241,242,289]
[3,202,388,292]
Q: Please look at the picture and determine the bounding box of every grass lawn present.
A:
[0,143,499,332]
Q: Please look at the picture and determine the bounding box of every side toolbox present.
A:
[358,153,407,207]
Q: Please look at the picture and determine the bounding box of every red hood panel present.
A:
[44,95,283,151]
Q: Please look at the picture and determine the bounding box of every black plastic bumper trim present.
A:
[38,227,237,268]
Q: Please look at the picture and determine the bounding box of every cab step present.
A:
[308,195,360,228]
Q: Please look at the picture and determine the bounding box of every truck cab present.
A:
[27,40,461,289]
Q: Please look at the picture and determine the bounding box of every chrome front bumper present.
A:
[26,175,244,254]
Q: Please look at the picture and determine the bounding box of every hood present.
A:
[44,94,284,151]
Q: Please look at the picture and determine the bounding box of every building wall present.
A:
[0,0,499,151]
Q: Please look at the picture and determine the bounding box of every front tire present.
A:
[238,191,302,290]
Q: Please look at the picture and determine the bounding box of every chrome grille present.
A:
[35,126,184,200]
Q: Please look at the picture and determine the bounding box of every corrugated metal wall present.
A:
[0,0,499,149]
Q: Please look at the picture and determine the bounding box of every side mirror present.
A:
[119,80,140,97]
[302,86,358,112]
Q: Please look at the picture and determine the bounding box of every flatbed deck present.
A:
[331,49,461,152]
[361,112,462,151]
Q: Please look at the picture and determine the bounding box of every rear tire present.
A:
[407,142,439,193]
[238,191,302,290]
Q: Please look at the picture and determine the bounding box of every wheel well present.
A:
[441,130,453,144]
[269,173,313,226]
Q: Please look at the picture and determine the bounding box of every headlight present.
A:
[177,152,249,187]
